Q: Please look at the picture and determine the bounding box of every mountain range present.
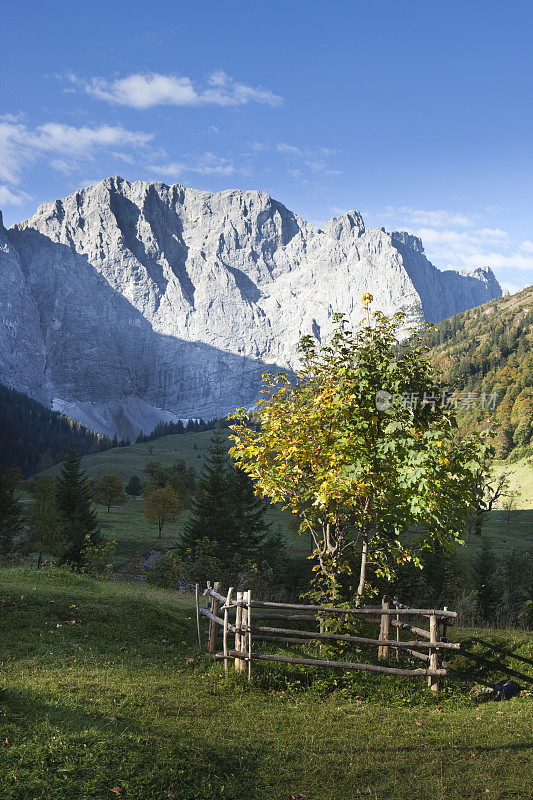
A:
[0,177,501,439]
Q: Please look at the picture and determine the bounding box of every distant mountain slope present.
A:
[425,286,533,459]
[0,383,117,477]
[0,178,501,437]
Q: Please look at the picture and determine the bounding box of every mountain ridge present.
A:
[0,177,501,438]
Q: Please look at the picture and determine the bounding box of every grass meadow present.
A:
[36,432,533,570]
[3,435,532,798]
[0,567,531,800]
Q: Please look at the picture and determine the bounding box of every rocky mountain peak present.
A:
[0,179,502,438]
[321,210,365,241]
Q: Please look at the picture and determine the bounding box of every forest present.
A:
[425,285,532,460]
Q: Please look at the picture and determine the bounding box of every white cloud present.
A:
[0,113,25,123]
[0,119,153,184]
[202,70,283,107]
[475,227,509,240]
[276,141,342,177]
[382,206,473,228]
[410,227,533,271]
[462,251,533,271]
[277,142,303,157]
[70,71,283,110]
[149,152,235,178]
[374,205,533,285]
[0,185,31,206]
[500,281,524,294]
[247,141,267,152]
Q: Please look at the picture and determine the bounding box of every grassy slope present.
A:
[37,432,532,576]
[42,430,217,483]
[0,567,531,800]
[39,431,304,563]
[495,455,533,509]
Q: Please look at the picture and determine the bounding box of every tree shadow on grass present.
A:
[0,686,263,799]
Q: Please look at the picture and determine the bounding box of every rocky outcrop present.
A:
[0,178,501,437]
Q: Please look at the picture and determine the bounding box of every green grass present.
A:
[0,567,531,800]
[34,433,532,572]
[43,431,219,483]
[495,455,533,510]
[38,431,303,565]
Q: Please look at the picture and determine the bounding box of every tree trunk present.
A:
[356,537,368,598]
[158,524,163,539]
[474,507,484,536]
[37,551,43,570]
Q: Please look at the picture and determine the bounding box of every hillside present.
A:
[425,285,533,460]
[0,567,531,800]
[0,383,118,477]
[38,429,301,563]
[35,428,532,580]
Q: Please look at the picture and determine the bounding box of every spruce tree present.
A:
[229,465,272,561]
[0,473,23,555]
[180,428,284,576]
[473,536,501,623]
[56,446,101,569]
[28,474,64,568]
[180,427,235,558]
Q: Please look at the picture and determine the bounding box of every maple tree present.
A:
[229,296,491,602]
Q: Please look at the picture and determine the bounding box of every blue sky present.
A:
[1,0,532,292]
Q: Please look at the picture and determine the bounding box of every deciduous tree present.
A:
[94,473,127,512]
[230,298,491,602]
[126,475,142,500]
[143,486,183,538]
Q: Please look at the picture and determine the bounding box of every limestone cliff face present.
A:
[0,212,46,401]
[0,178,501,438]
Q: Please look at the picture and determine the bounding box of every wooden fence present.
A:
[195,582,460,691]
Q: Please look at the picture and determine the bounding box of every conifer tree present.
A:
[0,473,23,554]
[229,465,273,561]
[179,428,283,573]
[180,427,235,557]
[28,474,64,568]
[473,536,501,622]
[56,446,101,569]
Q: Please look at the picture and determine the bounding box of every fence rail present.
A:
[196,582,460,691]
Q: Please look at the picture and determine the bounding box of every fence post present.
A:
[240,592,248,674]
[378,596,391,660]
[234,591,243,671]
[442,606,449,641]
[395,602,400,661]
[223,586,234,673]
[208,581,221,654]
[428,613,439,691]
[246,589,252,681]
[195,584,202,648]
